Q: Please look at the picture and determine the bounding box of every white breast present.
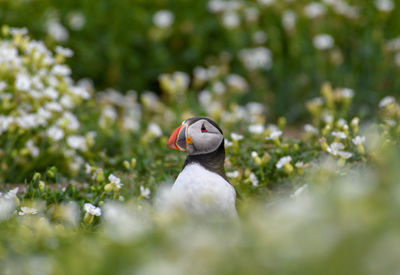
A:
[169,163,237,218]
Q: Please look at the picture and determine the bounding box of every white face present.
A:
[186,119,224,155]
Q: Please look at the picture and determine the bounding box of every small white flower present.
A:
[153,10,174,28]
[341,88,354,98]
[331,131,347,139]
[304,124,319,134]
[313,34,334,50]
[140,186,151,199]
[18,206,38,216]
[15,73,31,91]
[222,12,240,29]
[282,10,297,31]
[212,81,226,94]
[239,47,273,70]
[67,135,87,151]
[67,11,86,30]
[84,203,101,216]
[225,139,233,147]
[226,74,248,92]
[337,151,353,159]
[148,123,162,137]
[266,129,282,140]
[249,172,259,187]
[248,124,265,134]
[47,126,64,141]
[47,19,69,42]
[231,133,244,141]
[251,151,259,158]
[227,171,240,178]
[375,0,394,12]
[276,156,292,169]
[258,0,274,6]
[304,2,326,18]
[55,46,74,57]
[379,96,396,108]
[352,136,366,145]
[26,140,40,157]
[327,142,345,155]
[109,174,123,189]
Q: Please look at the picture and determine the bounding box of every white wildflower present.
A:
[227,171,240,178]
[341,88,354,98]
[331,131,347,139]
[26,140,40,157]
[379,96,396,108]
[248,124,265,134]
[231,133,244,141]
[313,34,334,50]
[18,206,38,216]
[258,0,274,6]
[337,151,353,159]
[304,2,326,18]
[222,12,240,29]
[55,46,73,57]
[239,47,273,70]
[212,81,226,94]
[249,172,259,187]
[327,142,345,155]
[47,19,69,42]
[140,186,151,199]
[15,73,31,91]
[276,156,292,169]
[266,129,282,140]
[84,203,101,216]
[375,0,394,12]
[304,124,319,134]
[67,11,86,30]
[226,74,248,92]
[153,10,174,28]
[67,135,87,151]
[282,10,297,31]
[352,136,366,145]
[252,31,267,44]
[148,123,162,137]
[225,139,233,147]
[109,174,123,189]
[47,126,64,141]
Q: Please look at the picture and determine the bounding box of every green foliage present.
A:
[1,0,400,119]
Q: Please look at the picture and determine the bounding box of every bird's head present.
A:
[167,117,224,155]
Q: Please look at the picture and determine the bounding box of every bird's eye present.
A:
[201,124,207,133]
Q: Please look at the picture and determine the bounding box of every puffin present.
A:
[167,117,237,218]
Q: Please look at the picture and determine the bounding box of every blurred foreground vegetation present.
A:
[1,0,400,274]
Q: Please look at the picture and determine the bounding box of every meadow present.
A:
[1,0,400,274]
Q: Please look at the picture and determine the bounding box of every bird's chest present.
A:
[170,163,236,215]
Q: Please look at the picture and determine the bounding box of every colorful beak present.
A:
[167,124,187,151]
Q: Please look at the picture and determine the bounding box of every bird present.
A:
[166,117,237,218]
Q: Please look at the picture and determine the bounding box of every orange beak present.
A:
[167,125,186,151]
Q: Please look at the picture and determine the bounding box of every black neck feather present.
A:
[182,140,227,181]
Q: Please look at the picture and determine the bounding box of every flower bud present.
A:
[104,183,113,192]
[283,163,294,174]
[96,169,105,183]
[39,180,45,191]
[123,160,130,170]
[131,158,137,169]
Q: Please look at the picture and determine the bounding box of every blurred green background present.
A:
[2,0,400,120]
